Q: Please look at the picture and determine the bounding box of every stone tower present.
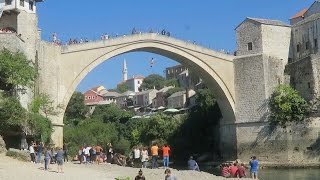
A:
[0,0,43,108]
[232,17,291,161]
[123,59,128,81]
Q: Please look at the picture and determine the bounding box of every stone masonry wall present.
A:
[236,20,262,56]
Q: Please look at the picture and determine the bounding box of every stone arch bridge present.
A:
[37,33,236,150]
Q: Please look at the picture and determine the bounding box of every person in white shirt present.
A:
[133,146,141,168]
[84,146,91,164]
[141,147,149,168]
[29,142,36,163]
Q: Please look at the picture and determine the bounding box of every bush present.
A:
[113,138,131,155]
[269,85,309,127]
[115,177,130,180]
[6,148,30,162]
[0,135,6,153]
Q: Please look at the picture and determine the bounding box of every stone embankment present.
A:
[0,153,252,180]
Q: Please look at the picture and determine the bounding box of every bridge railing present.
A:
[60,32,233,55]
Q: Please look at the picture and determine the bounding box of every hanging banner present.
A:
[0,0,4,19]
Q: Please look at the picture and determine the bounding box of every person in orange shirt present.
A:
[162,144,171,168]
[151,143,159,169]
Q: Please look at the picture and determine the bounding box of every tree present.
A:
[196,88,216,112]
[140,74,166,90]
[0,49,37,92]
[64,92,89,123]
[116,82,129,93]
[29,93,62,118]
[269,84,309,127]
[91,104,133,124]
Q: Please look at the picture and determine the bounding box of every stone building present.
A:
[167,89,195,109]
[234,17,292,161]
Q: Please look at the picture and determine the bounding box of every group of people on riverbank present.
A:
[134,168,177,180]
[28,141,67,173]
[220,156,259,179]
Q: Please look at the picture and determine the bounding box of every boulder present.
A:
[0,135,7,153]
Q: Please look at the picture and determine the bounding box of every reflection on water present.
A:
[174,164,320,180]
[258,169,320,180]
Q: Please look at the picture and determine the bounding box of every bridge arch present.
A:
[58,34,236,125]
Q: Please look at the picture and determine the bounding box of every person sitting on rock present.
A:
[135,169,146,180]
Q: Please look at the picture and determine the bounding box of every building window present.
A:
[315,39,318,48]
[20,0,24,7]
[308,82,311,89]
[297,44,301,52]
[5,0,12,5]
[248,42,253,51]
[306,41,310,50]
[29,0,34,11]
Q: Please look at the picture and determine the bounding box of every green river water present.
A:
[207,168,320,180]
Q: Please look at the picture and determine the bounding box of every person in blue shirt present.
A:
[249,156,259,179]
[187,156,200,171]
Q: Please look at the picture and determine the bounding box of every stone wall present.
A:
[236,20,262,56]
[236,118,320,164]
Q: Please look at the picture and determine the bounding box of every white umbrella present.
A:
[157,106,165,110]
[163,108,180,113]
[131,115,142,119]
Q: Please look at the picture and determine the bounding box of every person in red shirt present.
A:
[221,163,230,177]
[230,162,238,177]
[162,144,171,168]
[236,163,246,178]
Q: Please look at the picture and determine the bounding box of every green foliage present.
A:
[116,82,129,93]
[6,149,30,162]
[165,78,179,87]
[0,49,37,91]
[145,113,183,145]
[30,93,62,118]
[196,88,216,112]
[113,138,131,155]
[115,177,130,180]
[28,113,52,143]
[140,74,166,90]
[163,87,184,100]
[91,104,133,123]
[0,96,27,128]
[64,119,118,156]
[269,84,309,127]
[64,92,89,124]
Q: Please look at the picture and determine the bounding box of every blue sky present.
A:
[37,0,315,92]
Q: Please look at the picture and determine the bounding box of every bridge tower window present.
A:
[29,0,34,11]
[297,44,301,52]
[247,42,253,51]
[5,0,12,5]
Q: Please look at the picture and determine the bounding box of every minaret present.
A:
[123,59,128,81]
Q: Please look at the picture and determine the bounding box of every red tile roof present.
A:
[290,9,307,19]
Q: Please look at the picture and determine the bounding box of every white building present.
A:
[3,0,40,14]
[126,75,144,92]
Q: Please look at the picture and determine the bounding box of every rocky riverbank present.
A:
[0,153,253,180]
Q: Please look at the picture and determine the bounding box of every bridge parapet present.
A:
[61,33,234,61]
